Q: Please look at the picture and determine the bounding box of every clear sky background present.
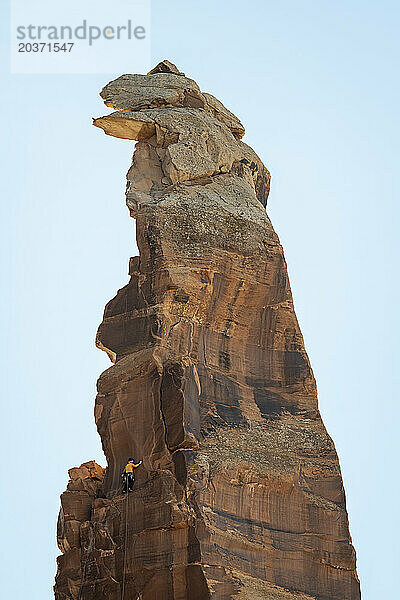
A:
[1,1,399,598]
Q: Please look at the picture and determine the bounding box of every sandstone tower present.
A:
[54,61,360,600]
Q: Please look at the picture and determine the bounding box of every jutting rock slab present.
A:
[54,60,361,600]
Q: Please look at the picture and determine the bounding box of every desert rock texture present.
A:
[54,60,361,600]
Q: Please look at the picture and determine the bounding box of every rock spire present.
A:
[54,61,360,600]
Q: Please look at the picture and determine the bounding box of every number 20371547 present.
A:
[18,42,74,52]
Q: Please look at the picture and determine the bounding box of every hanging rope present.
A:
[121,490,129,600]
[77,483,132,600]
[77,524,93,600]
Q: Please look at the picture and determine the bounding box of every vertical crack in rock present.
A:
[54,61,361,600]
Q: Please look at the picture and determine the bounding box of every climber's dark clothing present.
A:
[122,472,135,493]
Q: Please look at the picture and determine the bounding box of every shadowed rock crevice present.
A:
[54,61,360,600]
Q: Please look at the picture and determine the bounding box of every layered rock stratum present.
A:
[54,60,361,600]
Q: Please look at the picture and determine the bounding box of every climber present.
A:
[122,458,142,493]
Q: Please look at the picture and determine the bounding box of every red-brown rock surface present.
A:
[54,60,361,600]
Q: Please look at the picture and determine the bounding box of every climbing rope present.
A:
[77,524,93,600]
[77,478,133,600]
[121,490,129,600]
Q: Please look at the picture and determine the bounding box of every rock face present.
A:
[54,61,361,600]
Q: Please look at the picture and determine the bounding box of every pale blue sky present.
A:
[1,1,399,598]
